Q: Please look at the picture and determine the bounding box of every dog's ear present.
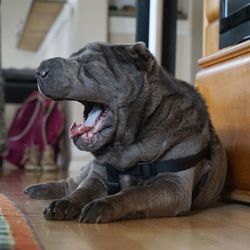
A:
[129,42,155,72]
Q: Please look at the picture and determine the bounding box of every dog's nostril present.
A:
[35,68,49,78]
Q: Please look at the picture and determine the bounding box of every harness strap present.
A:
[106,164,121,195]
[105,145,210,197]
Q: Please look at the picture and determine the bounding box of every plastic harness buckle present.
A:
[137,162,155,179]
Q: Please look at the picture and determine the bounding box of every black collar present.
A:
[105,145,211,200]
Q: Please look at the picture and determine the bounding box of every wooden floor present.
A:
[1,165,250,250]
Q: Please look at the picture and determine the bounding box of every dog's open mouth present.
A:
[69,102,110,140]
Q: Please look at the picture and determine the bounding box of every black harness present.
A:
[105,146,210,201]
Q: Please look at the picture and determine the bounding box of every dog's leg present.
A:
[24,162,91,199]
[80,171,194,223]
[43,162,108,220]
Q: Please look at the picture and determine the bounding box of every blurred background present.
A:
[0,0,203,170]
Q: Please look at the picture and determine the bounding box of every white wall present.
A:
[149,0,163,63]
[1,0,37,69]
[37,0,108,61]
[109,16,136,43]
[2,0,108,67]
[175,19,192,82]
[175,0,203,84]
[190,0,203,84]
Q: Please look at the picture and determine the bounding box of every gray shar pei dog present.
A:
[25,42,227,223]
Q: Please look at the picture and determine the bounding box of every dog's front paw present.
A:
[43,199,82,220]
[24,184,54,199]
[24,182,65,199]
[79,199,116,223]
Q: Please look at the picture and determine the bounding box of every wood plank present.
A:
[224,189,250,203]
[203,0,219,57]
[1,165,250,249]
[204,20,219,57]
[205,0,219,23]
[199,40,250,67]
[196,42,250,194]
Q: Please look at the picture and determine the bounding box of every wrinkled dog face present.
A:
[36,42,154,152]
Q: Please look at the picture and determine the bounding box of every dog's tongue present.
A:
[69,123,91,138]
[69,105,102,138]
[84,106,102,127]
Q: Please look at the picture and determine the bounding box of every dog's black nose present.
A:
[35,68,49,78]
